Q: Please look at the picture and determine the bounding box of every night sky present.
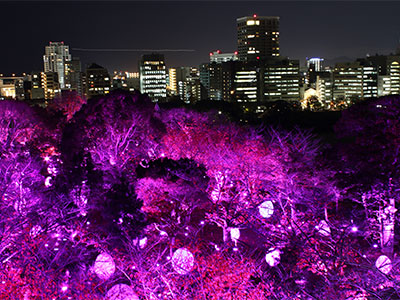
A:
[2,1,400,75]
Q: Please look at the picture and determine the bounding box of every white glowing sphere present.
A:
[139,237,147,249]
[265,249,281,267]
[316,220,331,236]
[375,255,392,274]
[230,228,240,242]
[93,252,116,280]
[259,201,274,218]
[172,248,195,275]
[105,284,139,300]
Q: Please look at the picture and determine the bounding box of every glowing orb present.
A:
[265,249,281,267]
[105,284,139,300]
[375,255,392,274]
[316,220,331,236]
[93,252,116,280]
[259,201,274,218]
[139,237,147,248]
[172,248,195,275]
[230,228,240,242]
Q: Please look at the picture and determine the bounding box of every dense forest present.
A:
[0,90,400,299]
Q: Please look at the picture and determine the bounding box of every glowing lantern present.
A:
[315,220,331,236]
[139,237,147,248]
[105,284,139,300]
[93,252,115,280]
[265,248,281,267]
[375,255,392,274]
[259,200,274,218]
[172,248,195,275]
[230,228,240,242]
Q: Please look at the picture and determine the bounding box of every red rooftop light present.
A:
[253,14,257,18]
[217,50,221,54]
[234,51,238,55]
[209,52,213,56]
[256,56,260,60]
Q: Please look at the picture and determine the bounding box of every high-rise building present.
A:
[43,72,60,100]
[237,15,279,62]
[233,63,259,102]
[316,72,334,104]
[307,57,324,72]
[65,58,84,96]
[86,63,111,98]
[263,58,300,102]
[43,41,71,89]
[139,53,167,102]
[333,60,378,102]
[365,54,400,96]
[31,71,45,100]
[209,50,238,63]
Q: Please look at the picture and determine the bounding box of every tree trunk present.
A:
[381,198,396,256]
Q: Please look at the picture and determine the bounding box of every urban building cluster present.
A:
[1,15,400,111]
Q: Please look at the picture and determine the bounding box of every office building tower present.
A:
[209,50,238,63]
[263,58,300,102]
[233,62,259,102]
[43,72,60,100]
[139,53,167,102]
[43,41,71,89]
[316,72,334,104]
[333,60,378,102]
[307,57,324,72]
[237,15,279,62]
[31,71,45,100]
[366,54,400,96]
[65,57,84,96]
[86,63,111,98]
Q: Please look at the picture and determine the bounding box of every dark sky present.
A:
[2,1,400,75]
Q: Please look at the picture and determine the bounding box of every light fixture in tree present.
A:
[265,248,281,267]
[93,252,116,280]
[375,255,392,274]
[106,284,139,300]
[230,228,240,242]
[259,200,274,218]
[172,248,195,275]
[315,220,331,236]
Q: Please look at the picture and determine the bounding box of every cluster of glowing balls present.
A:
[106,284,139,300]
[315,220,331,236]
[172,248,195,275]
[258,200,274,218]
[375,255,392,274]
[93,252,116,280]
[265,248,281,267]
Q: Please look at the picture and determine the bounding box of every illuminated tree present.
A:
[50,90,86,121]
[334,95,400,256]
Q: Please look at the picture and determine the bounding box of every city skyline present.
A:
[2,1,400,75]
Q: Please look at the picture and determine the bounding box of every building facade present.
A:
[237,15,280,62]
[209,50,238,63]
[333,60,378,102]
[86,63,111,98]
[139,53,167,102]
[366,54,400,96]
[43,41,71,89]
